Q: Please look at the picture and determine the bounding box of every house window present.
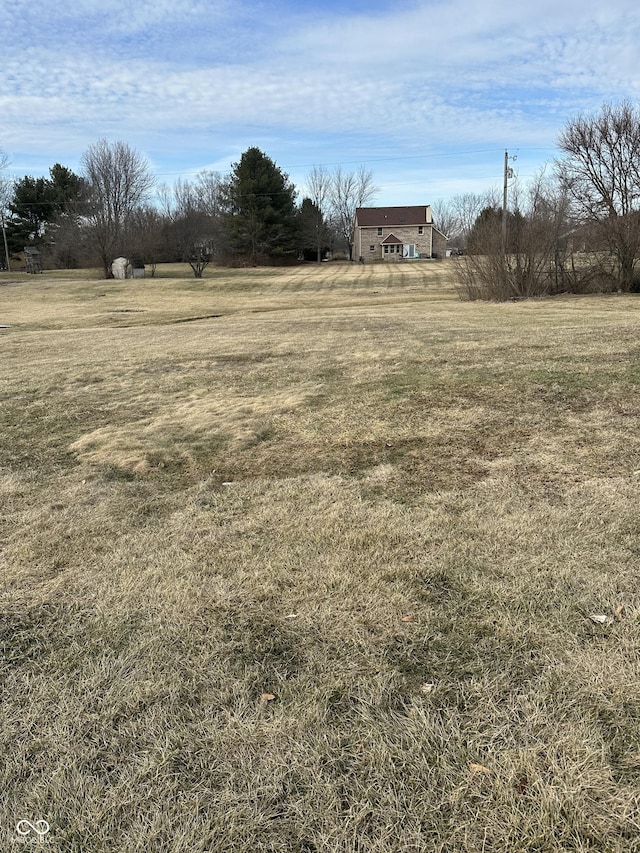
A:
[384,245,389,254]
[418,226,424,235]
[377,227,383,236]
[369,245,375,252]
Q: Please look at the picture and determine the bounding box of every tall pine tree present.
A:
[7,164,86,252]
[297,197,328,262]
[223,148,298,264]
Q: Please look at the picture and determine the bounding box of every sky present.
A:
[2,0,640,207]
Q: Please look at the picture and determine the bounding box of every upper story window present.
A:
[377,227,383,236]
[418,226,424,235]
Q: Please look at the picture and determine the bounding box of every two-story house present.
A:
[352,206,447,263]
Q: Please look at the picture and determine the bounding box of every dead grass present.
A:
[1,262,640,850]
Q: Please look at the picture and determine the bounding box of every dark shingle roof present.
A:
[355,206,431,227]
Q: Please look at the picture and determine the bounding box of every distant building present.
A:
[111,257,145,279]
[24,246,43,274]
[352,206,448,263]
[130,259,145,279]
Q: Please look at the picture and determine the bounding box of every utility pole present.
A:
[1,212,9,272]
[502,150,516,255]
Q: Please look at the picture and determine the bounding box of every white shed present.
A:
[111,257,129,279]
[111,258,146,279]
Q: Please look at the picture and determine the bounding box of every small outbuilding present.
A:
[130,259,145,279]
[111,257,145,279]
[24,246,43,274]
[111,257,128,279]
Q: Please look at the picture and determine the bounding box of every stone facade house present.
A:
[352,206,448,263]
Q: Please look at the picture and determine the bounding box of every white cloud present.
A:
[2,0,640,199]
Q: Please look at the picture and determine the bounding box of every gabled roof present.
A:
[355,206,432,227]
[381,233,403,244]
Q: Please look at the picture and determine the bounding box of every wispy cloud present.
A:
[2,0,639,202]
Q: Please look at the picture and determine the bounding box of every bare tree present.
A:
[161,176,222,277]
[430,199,458,245]
[557,101,640,291]
[0,148,11,270]
[82,139,155,277]
[305,165,332,262]
[456,173,570,301]
[195,170,224,217]
[329,166,378,260]
[47,213,89,270]
[0,149,10,205]
[129,205,166,276]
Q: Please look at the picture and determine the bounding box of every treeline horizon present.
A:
[4,100,640,295]
[0,143,381,276]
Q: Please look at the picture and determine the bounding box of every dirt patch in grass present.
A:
[2,266,640,850]
[69,385,321,475]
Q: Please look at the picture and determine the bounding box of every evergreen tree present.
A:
[297,197,328,261]
[6,164,86,252]
[7,176,55,250]
[223,147,298,264]
[49,164,86,212]
[466,205,524,255]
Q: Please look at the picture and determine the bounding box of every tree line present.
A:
[3,101,640,295]
[437,102,640,298]
[0,144,377,277]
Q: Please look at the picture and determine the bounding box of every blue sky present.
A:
[2,0,640,206]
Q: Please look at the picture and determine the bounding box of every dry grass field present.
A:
[1,261,640,851]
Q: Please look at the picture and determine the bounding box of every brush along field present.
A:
[2,261,640,851]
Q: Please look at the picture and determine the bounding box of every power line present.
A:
[4,144,559,186]
[150,146,558,178]
[3,145,558,207]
